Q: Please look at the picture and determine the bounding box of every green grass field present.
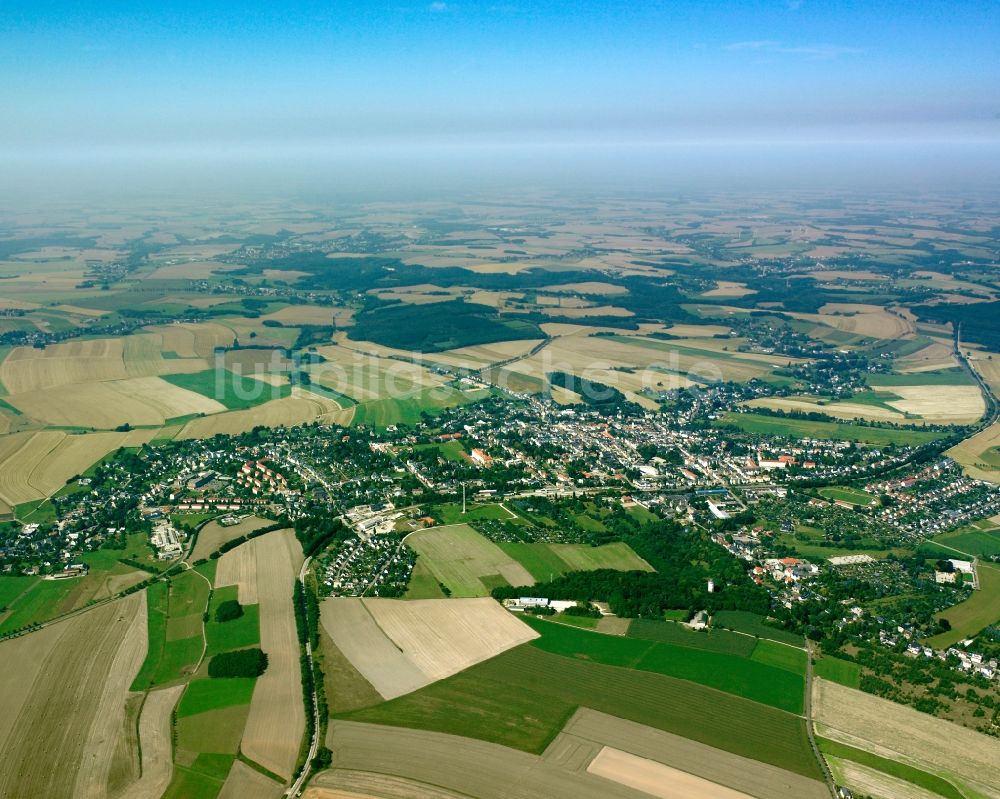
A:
[750,639,808,674]
[132,571,211,689]
[712,611,805,646]
[818,738,964,799]
[497,542,574,582]
[931,526,1000,557]
[524,617,804,713]
[177,677,257,717]
[435,502,514,525]
[714,412,946,445]
[204,586,260,655]
[814,656,861,688]
[352,385,491,428]
[405,524,525,596]
[626,618,757,656]
[868,369,972,387]
[498,540,653,582]
[0,578,80,633]
[0,575,36,611]
[818,486,875,506]
[341,643,822,779]
[928,562,1000,648]
[163,368,290,410]
[403,558,447,599]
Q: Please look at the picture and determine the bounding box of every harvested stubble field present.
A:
[322,597,538,700]
[7,375,225,428]
[553,709,826,799]
[949,420,1000,483]
[340,643,821,779]
[191,515,275,562]
[813,677,1000,796]
[406,524,535,596]
[305,769,468,799]
[324,720,647,799]
[587,747,753,799]
[116,684,185,799]
[176,387,347,439]
[0,428,156,507]
[226,529,305,779]
[217,760,284,799]
[826,758,943,799]
[0,592,147,799]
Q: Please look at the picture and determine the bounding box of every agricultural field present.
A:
[321,721,641,799]
[496,540,653,582]
[320,597,537,699]
[0,533,154,633]
[819,738,965,799]
[928,561,1000,648]
[0,592,147,799]
[813,677,1000,797]
[523,616,805,713]
[949,417,1000,483]
[176,387,347,439]
[350,384,491,428]
[555,709,827,799]
[930,520,1000,557]
[714,412,947,446]
[813,656,861,688]
[340,642,822,779]
[405,524,535,596]
[236,529,306,780]
[0,428,157,509]
[191,515,275,562]
[162,369,291,411]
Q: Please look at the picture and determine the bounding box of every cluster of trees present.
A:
[493,520,769,618]
[208,648,268,678]
[546,371,640,415]
[350,299,541,352]
[215,599,244,623]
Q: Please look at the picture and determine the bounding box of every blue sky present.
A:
[0,0,997,153]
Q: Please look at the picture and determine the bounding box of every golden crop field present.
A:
[0,429,156,508]
[0,593,147,799]
[176,388,347,439]
[191,515,276,562]
[587,747,752,799]
[237,529,306,780]
[813,677,1000,796]
[217,760,284,799]
[553,709,827,799]
[364,597,538,681]
[116,685,185,799]
[322,720,646,799]
[6,376,225,428]
[406,524,535,596]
